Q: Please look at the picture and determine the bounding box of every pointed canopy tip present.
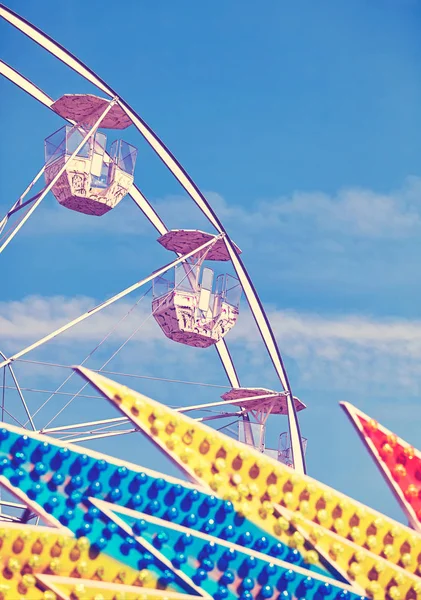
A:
[339,401,361,419]
[72,364,90,378]
[340,402,373,424]
[73,365,153,407]
[72,365,113,393]
[73,364,107,379]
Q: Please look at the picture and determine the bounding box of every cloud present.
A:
[234,309,421,396]
[2,295,420,398]
[159,177,421,240]
[0,295,159,345]
[14,178,420,298]
[19,176,421,240]
[245,177,421,239]
[201,177,421,251]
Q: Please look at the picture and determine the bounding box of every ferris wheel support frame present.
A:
[0,63,253,446]
[0,60,241,399]
[0,62,255,451]
[0,57,247,437]
[0,4,306,473]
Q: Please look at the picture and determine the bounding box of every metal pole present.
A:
[42,416,128,434]
[64,429,137,444]
[196,412,243,423]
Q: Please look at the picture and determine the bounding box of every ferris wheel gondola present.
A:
[44,94,138,216]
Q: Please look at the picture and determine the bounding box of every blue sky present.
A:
[1,0,421,524]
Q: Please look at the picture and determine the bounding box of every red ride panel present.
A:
[357,413,421,522]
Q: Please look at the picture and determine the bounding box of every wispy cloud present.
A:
[2,295,420,397]
[20,176,421,240]
[234,309,421,396]
[218,176,421,239]
[0,295,159,344]
[16,179,420,297]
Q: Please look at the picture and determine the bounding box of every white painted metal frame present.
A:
[0,5,305,472]
[0,61,240,396]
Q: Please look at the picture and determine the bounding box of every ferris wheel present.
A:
[0,4,307,525]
